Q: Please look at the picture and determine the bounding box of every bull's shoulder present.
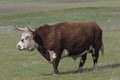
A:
[36,24,56,32]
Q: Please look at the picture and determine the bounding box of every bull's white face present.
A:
[16,27,37,51]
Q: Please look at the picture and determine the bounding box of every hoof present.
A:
[53,74,59,76]
[93,68,97,71]
[73,70,83,74]
[78,70,83,73]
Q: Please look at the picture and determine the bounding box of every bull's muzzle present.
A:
[16,44,22,50]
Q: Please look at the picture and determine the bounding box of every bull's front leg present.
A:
[48,50,61,76]
[52,57,60,76]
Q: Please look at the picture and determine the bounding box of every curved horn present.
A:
[15,26,26,31]
[27,26,35,32]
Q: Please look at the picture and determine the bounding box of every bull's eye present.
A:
[26,36,30,40]
[21,39,24,42]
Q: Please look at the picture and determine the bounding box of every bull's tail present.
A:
[100,42,104,56]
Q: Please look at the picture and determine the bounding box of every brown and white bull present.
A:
[16,22,104,76]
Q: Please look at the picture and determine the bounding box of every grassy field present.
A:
[0,7,120,32]
[0,31,120,80]
[0,0,120,80]
[0,0,120,14]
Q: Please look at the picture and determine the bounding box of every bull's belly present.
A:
[61,49,87,60]
[61,46,95,60]
[47,46,95,63]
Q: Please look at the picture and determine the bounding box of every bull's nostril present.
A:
[17,45,21,49]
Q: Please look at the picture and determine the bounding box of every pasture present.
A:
[0,0,120,80]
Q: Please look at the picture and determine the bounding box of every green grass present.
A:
[0,0,120,14]
[0,7,120,31]
[0,31,120,80]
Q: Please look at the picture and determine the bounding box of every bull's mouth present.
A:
[17,46,35,51]
[17,48,26,51]
[17,48,34,52]
[17,44,37,51]
[27,48,34,51]
[18,48,22,50]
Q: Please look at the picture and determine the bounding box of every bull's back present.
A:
[37,22,102,52]
[56,22,99,44]
[55,22,101,53]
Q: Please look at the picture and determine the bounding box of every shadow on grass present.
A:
[42,62,120,76]
[61,62,120,75]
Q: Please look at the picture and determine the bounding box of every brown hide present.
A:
[34,22,102,56]
[32,22,103,75]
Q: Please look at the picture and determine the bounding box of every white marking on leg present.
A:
[93,63,97,71]
[89,46,93,50]
[48,50,56,62]
[81,50,88,56]
[80,59,83,63]
[61,49,69,58]
[89,46,95,55]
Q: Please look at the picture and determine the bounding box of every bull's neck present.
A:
[37,46,50,61]
[34,31,50,61]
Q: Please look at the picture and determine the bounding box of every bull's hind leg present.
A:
[76,53,87,73]
[91,49,99,71]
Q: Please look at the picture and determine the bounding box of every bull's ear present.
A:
[27,26,35,33]
[15,26,25,31]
